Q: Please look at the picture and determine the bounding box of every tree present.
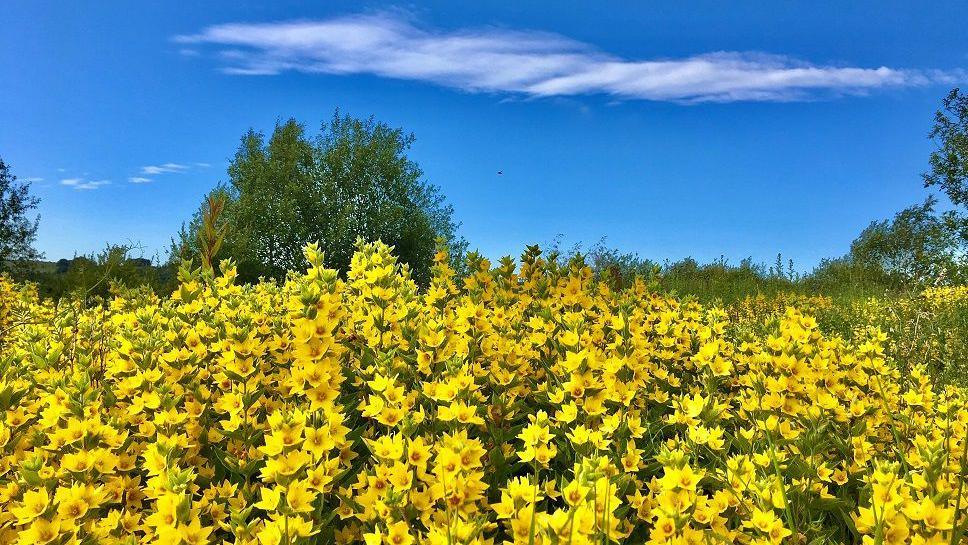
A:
[0,157,41,271]
[177,112,464,285]
[848,197,965,286]
[924,88,968,209]
[221,119,315,279]
[820,88,968,291]
[32,244,172,302]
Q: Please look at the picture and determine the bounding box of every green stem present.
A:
[951,426,968,545]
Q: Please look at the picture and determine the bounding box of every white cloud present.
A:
[22,177,43,182]
[131,161,211,185]
[61,178,110,190]
[57,163,207,189]
[175,13,963,103]
[141,162,189,175]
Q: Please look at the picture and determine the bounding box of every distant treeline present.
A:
[538,238,932,305]
[12,236,932,305]
[17,246,177,302]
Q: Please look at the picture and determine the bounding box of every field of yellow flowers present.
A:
[0,241,966,545]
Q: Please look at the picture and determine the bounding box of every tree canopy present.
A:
[848,197,966,286]
[178,112,463,285]
[0,156,41,271]
[924,88,968,209]
[827,88,968,288]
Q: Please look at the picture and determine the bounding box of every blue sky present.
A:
[2,2,966,269]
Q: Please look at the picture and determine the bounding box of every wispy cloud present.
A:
[175,13,963,103]
[22,177,44,182]
[61,178,110,190]
[130,161,211,186]
[141,162,190,175]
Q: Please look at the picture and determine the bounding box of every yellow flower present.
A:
[659,464,703,492]
[363,530,383,545]
[562,479,589,507]
[57,496,89,521]
[60,450,95,473]
[366,435,405,461]
[179,519,214,545]
[406,437,430,468]
[377,406,404,427]
[254,486,282,512]
[286,481,317,513]
[12,488,49,523]
[306,462,336,492]
[905,497,954,531]
[386,462,413,490]
[744,508,780,534]
[20,518,60,544]
[259,433,286,457]
[0,242,966,545]
[384,520,414,545]
[303,426,335,457]
[257,521,283,545]
[653,516,677,540]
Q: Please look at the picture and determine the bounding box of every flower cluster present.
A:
[807,290,968,386]
[922,286,968,306]
[728,293,832,328]
[0,242,966,545]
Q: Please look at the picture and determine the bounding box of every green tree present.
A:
[26,242,176,302]
[178,112,463,285]
[0,156,41,272]
[924,88,968,209]
[848,197,965,287]
[813,88,968,292]
[224,119,315,279]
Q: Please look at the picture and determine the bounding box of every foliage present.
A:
[800,257,895,299]
[552,239,662,292]
[195,191,229,273]
[656,256,800,304]
[1,241,967,545]
[555,201,965,305]
[925,88,968,209]
[177,112,465,286]
[724,284,968,385]
[550,239,809,305]
[553,238,899,305]
[22,244,175,302]
[812,288,968,387]
[846,197,966,286]
[0,156,41,272]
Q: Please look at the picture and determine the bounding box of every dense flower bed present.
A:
[0,242,965,545]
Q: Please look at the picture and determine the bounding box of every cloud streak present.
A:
[175,13,962,103]
[129,161,211,184]
[141,162,190,175]
[61,178,110,190]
